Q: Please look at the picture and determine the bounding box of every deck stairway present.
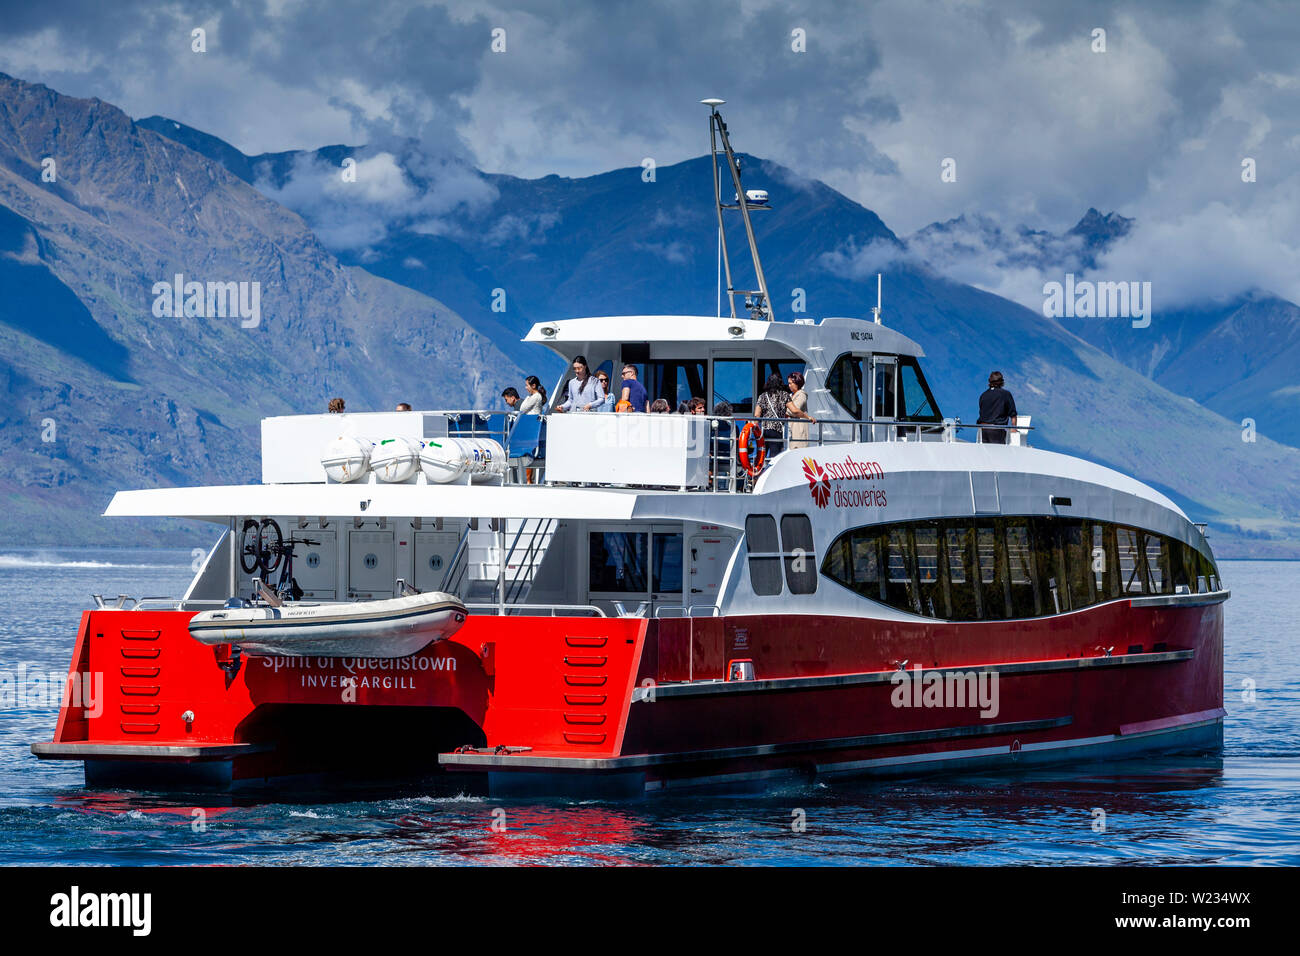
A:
[442,517,558,608]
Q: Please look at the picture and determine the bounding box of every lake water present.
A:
[0,548,1296,865]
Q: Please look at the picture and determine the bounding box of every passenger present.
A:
[395,402,412,411]
[688,397,707,415]
[978,370,1018,444]
[328,397,345,413]
[594,371,616,412]
[785,372,817,449]
[518,376,546,415]
[650,398,671,413]
[501,387,521,410]
[616,364,650,413]
[754,373,791,458]
[555,355,606,413]
[676,400,690,414]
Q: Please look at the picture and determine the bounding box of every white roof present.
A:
[104,483,644,522]
[756,441,1187,519]
[524,314,925,358]
[103,441,1188,532]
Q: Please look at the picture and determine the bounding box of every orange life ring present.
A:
[738,421,767,475]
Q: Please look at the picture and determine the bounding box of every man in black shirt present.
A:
[978,371,1018,444]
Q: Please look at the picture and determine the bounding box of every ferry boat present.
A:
[33,102,1226,796]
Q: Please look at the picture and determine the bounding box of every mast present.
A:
[701,99,773,321]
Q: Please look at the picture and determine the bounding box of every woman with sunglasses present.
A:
[594,370,616,412]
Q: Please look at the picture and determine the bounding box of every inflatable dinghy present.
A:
[187,591,467,658]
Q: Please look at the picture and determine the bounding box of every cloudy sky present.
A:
[2,0,1297,307]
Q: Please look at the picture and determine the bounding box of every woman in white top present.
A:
[555,355,606,412]
[518,375,546,415]
[786,371,817,448]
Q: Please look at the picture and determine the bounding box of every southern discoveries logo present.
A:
[803,455,886,509]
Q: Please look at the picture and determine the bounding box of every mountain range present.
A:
[0,74,519,544]
[3,72,1298,556]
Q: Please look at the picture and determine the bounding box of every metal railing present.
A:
[397,408,1032,494]
[504,518,556,604]
[653,604,722,618]
[91,594,229,611]
[464,603,606,617]
[439,524,473,594]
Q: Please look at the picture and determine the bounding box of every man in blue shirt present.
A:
[616,364,650,412]
[977,370,1018,444]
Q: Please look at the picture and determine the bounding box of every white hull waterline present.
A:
[187,591,467,658]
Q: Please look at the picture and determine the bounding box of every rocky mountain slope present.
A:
[0,74,520,544]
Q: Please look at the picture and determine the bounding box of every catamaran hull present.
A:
[33,595,1224,795]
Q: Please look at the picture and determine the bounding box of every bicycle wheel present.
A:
[239,519,261,575]
[259,518,284,574]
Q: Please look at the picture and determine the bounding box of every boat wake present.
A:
[0,554,185,570]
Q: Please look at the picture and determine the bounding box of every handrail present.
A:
[440,524,473,594]
[464,603,606,617]
[505,517,554,604]
[654,604,722,618]
[317,407,1039,494]
[91,595,229,611]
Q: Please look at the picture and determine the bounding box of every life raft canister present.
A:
[738,421,767,475]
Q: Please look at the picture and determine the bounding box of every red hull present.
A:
[33,597,1224,795]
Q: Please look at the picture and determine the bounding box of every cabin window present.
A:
[1030,518,1069,614]
[945,522,980,620]
[647,359,707,409]
[976,523,1009,619]
[916,521,946,617]
[825,353,864,419]
[885,526,922,614]
[589,532,648,593]
[822,517,1222,620]
[898,357,942,422]
[1063,521,1097,610]
[760,360,808,398]
[824,527,886,602]
[745,514,783,596]
[1142,531,1166,594]
[1096,523,1120,599]
[1005,519,1038,617]
[1117,526,1145,594]
[652,531,683,595]
[713,357,755,412]
[780,514,818,595]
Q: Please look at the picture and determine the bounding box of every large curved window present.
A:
[822,516,1219,620]
[898,357,941,423]
[826,352,943,424]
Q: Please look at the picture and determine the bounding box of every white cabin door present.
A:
[869,355,898,442]
[687,530,737,611]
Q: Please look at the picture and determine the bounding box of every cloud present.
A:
[1,0,1298,302]
[256,145,498,249]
